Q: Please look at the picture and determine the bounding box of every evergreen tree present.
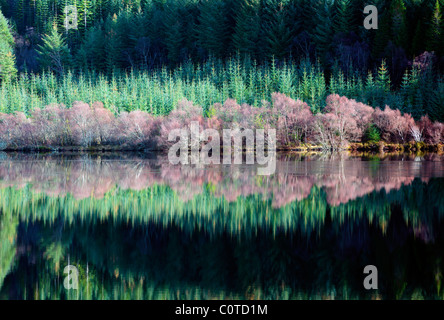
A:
[197,0,230,58]
[78,0,93,35]
[0,9,14,47]
[233,0,261,59]
[36,24,71,75]
[262,0,293,60]
[427,0,443,55]
[333,0,355,34]
[77,23,106,71]
[163,0,184,64]
[390,0,408,49]
[0,10,17,83]
[0,42,17,83]
[311,0,334,65]
[372,10,391,58]
[104,14,122,72]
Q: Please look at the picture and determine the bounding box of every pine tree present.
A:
[390,0,408,49]
[0,42,17,83]
[163,0,185,64]
[36,24,72,75]
[77,23,106,71]
[233,0,261,59]
[372,10,391,58]
[104,14,122,72]
[333,0,355,34]
[0,10,17,83]
[377,59,391,92]
[0,10,14,47]
[427,0,443,55]
[197,0,230,58]
[77,0,93,35]
[311,0,334,65]
[262,0,293,60]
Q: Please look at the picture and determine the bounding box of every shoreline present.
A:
[1,142,443,154]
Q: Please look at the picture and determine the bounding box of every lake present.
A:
[0,152,444,300]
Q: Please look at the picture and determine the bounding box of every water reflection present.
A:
[0,152,444,300]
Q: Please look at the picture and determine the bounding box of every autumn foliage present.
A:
[0,93,443,151]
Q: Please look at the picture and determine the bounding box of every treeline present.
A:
[1,93,443,150]
[0,0,444,77]
[0,57,443,121]
[0,1,442,127]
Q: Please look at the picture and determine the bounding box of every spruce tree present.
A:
[333,0,355,34]
[0,10,17,83]
[78,0,93,35]
[376,59,391,92]
[0,42,17,83]
[104,14,122,72]
[0,10,14,47]
[427,0,443,55]
[390,0,408,50]
[262,0,293,60]
[36,24,72,75]
[197,0,230,58]
[372,10,391,58]
[233,0,261,59]
[311,0,334,65]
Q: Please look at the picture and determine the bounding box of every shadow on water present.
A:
[0,152,444,300]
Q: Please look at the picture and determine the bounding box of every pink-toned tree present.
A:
[418,115,444,144]
[373,106,416,143]
[68,101,96,147]
[313,95,374,148]
[0,112,27,148]
[30,104,70,146]
[91,101,117,145]
[268,93,314,147]
[212,98,264,130]
[117,110,161,148]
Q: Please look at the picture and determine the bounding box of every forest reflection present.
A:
[1,152,444,300]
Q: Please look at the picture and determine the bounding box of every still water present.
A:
[0,152,444,300]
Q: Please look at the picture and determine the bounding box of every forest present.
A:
[0,0,443,149]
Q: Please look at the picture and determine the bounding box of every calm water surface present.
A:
[0,152,444,300]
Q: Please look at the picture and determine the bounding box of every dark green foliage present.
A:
[390,0,408,49]
[311,1,334,65]
[333,0,355,34]
[233,0,261,59]
[0,10,17,83]
[262,0,293,60]
[0,0,441,122]
[197,0,230,58]
[427,0,444,55]
[36,25,71,75]
[363,124,381,143]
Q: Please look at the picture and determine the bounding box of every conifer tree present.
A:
[233,0,261,59]
[197,0,230,58]
[390,0,408,49]
[372,10,391,58]
[0,10,14,47]
[0,42,17,83]
[262,0,293,60]
[78,0,93,35]
[36,24,72,75]
[77,23,106,71]
[333,0,355,34]
[311,0,334,64]
[427,0,443,55]
[377,59,391,92]
[104,14,122,72]
[0,10,17,83]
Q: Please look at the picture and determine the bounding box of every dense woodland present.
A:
[0,0,443,149]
